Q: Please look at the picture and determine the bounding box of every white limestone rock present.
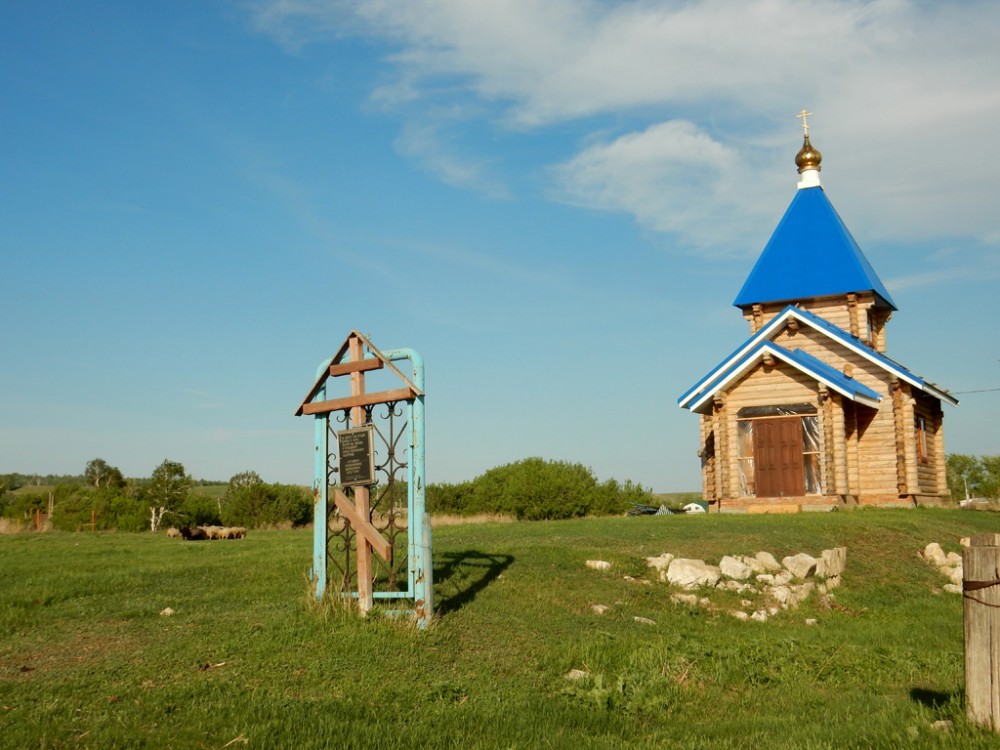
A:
[591,604,610,615]
[671,593,699,607]
[782,553,818,580]
[645,553,674,572]
[720,555,754,580]
[945,551,962,567]
[923,542,947,567]
[821,547,847,578]
[792,581,816,605]
[666,558,721,589]
[756,551,782,572]
[940,565,963,586]
[770,585,793,608]
[586,560,612,571]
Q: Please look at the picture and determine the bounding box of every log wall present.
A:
[741,293,889,352]
[705,298,949,510]
[702,347,944,508]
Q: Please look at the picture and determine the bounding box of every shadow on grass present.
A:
[910,687,961,709]
[434,549,514,616]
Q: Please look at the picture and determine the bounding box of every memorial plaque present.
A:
[337,426,375,487]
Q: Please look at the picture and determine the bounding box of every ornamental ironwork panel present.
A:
[326,402,410,594]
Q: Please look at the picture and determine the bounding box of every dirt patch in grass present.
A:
[0,621,144,677]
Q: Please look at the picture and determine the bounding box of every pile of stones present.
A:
[642,547,847,622]
[920,541,964,594]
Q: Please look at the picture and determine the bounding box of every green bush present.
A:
[1,489,53,525]
[220,473,312,528]
[430,457,654,520]
[426,481,474,514]
[178,494,222,527]
[104,495,150,532]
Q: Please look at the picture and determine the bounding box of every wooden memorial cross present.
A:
[296,331,422,615]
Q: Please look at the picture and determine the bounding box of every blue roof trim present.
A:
[733,187,897,310]
[678,305,957,410]
[785,307,956,404]
[782,347,882,404]
[685,340,883,415]
[678,306,802,409]
[676,334,762,406]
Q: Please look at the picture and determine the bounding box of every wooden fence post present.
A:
[964,533,1000,732]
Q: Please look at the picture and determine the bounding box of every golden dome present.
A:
[795,134,822,173]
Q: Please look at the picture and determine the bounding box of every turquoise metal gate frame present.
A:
[295,331,432,628]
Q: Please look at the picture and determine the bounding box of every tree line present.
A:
[0,459,311,532]
[1,456,657,530]
[3,453,994,531]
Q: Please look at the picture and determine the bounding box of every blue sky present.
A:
[2,1,998,491]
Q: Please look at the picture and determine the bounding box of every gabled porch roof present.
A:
[681,340,883,415]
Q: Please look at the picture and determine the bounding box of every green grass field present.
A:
[2,508,999,749]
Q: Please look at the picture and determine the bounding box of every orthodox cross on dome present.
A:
[794,108,821,187]
[796,108,814,136]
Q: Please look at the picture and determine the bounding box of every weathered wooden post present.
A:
[964,533,1000,731]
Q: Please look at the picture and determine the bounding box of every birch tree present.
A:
[147,459,191,532]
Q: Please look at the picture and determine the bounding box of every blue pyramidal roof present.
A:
[733,186,896,310]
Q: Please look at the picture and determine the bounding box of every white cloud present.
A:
[549,120,766,250]
[248,0,1000,253]
[394,118,511,198]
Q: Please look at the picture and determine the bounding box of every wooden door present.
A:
[753,418,805,498]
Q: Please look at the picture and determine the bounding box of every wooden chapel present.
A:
[678,115,957,512]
